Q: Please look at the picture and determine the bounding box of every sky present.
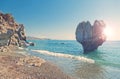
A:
[0,0,120,40]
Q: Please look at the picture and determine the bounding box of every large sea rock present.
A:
[76,20,106,53]
[0,12,34,52]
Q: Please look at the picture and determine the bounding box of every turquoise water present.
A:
[27,40,120,79]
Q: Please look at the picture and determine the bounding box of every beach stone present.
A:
[76,20,106,53]
[17,56,46,67]
[0,46,10,52]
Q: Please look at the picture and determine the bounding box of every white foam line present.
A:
[32,50,95,63]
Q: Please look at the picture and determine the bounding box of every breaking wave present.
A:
[32,50,95,63]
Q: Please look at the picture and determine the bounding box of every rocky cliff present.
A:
[76,20,106,53]
[0,12,73,79]
[0,12,33,52]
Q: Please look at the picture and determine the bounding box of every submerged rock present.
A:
[0,12,34,52]
[76,20,106,53]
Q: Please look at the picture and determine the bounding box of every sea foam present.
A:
[32,50,95,63]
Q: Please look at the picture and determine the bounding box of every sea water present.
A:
[26,40,120,79]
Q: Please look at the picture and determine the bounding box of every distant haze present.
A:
[0,0,120,40]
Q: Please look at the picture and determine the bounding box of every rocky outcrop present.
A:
[76,20,106,53]
[0,12,33,52]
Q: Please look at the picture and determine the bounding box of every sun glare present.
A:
[103,26,113,39]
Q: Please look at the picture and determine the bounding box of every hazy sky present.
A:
[0,0,120,40]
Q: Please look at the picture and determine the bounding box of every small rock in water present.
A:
[76,20,106,53]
